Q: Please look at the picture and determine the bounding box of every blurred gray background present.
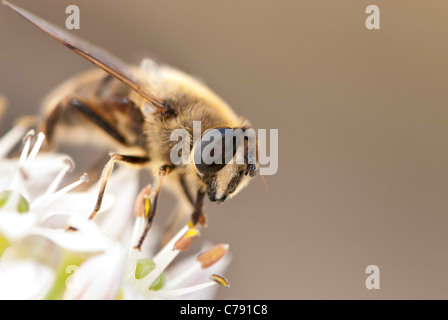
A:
[1,0,448,299]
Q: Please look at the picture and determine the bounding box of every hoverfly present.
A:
[5,2,258,249]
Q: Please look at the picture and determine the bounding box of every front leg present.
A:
[89,153,150,220]
[176,173,207,227]
[134,164,173,250]
[190,189,207,227]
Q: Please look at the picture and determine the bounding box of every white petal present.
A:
[0,259,55,300]
[0,235,60,300]
[32,216,113,253]
[63,245,126,300]
[121,283,144,300]
[39,192,114,222]
[0,212,38,242]
[93,167,139,240]
[39,213,74,229]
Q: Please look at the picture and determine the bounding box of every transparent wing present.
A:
[4,1,167,112]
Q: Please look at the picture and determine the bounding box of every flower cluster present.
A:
[0,118,230,300]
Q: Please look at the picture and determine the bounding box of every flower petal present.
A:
[0,212,38,242]
[0,259,55,300]
[39,192,114,222]
[33,216,114,253]
[0,235,60,300]
[92,167,139,240]
[63,245,126,300]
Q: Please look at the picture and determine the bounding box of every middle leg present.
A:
[88,152,150,220]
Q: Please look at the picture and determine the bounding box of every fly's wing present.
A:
[4,1,169,113]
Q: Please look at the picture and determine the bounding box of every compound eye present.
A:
[193,128,241,175]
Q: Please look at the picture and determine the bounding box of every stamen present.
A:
[31,157,75,209]
[164,263,198,289]
[130,216,144,252]
[22,129,35,145]
[135,226,188,290]
[6,130,34,205]
[143,196,150,218]
[174,228,200,251]
[165,244,229,289]
[45,158,74,196]
[18,130,34,166]
[209,274,230,287]
[23,132,45,169]
[124,215,145,282]
[152,225,188,262]
[197,244,229,269]
[43,173,89,207]
[133,185,151,218]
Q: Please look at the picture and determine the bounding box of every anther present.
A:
[174,228,200,251]
[197,244,229,269]
[134,185,151,218]
[209,274,230,287]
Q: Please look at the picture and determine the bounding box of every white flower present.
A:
[122,222,231,300]
[0,121,231,300]
[0,122,131,299]
[0,127,90,243]
[64,198,231,300]
[0,235,60,300]
[63,244,126,300]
